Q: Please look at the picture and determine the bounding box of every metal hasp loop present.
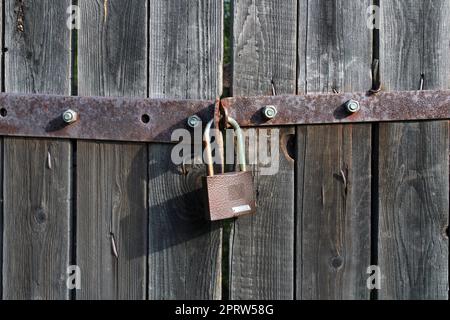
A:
[203,117,247,177]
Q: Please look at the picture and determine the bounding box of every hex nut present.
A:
[345,100,360,113]
[187,115,202,128]
[62,109,78,124]
[262,105,278,119]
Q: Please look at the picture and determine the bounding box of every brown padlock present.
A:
[202,117,256,221]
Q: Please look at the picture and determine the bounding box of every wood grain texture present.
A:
[297,125,371,300]
[378,0,449,300]
[232,0,297,96]
[230,128,295,300]
[0,134,2,300]
[296,0,372,300]
[0,0,3,301]
[2,0,71,300]
[148,0,223,99]
[148,0,223,299]
[148,146,222,299]
[230,0,296,299]
[77,0,148,299]
[3,140,71,300]
[4,0,71,94]
[297,0,373,94]
[76,142,147,299]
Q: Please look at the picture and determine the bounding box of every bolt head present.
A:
[263,105,278,119]
[187,115,201,128]
[345,100,360,113]
[62,109,78,124]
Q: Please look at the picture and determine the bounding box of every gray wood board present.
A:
[296,0,373,300]
[147,0,223,299]
[0,0,3,300]
[2,0,72,299]
[378,0,449,300]
[76,0,148,299]
[230,0,297,300]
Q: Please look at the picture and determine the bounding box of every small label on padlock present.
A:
[232,205,252,214]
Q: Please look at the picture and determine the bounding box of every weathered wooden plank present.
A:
[296,124,371,300]
[148,0,223,299]
[0,0,3,301]
[148,0,223,100]
[0,133,2,300]
[3,0,71,299]
[76,142,147,299]
[378,0,449,299]
[230,0,296,299]
[147,147,222,299]
[230,128,295,300]
[3,140,71,300]
[232,0,297,96]
[76,0,148,299]
[296,0,372,300]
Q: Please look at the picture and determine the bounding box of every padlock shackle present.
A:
[204,117,247,177]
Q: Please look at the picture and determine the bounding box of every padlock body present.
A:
[203,171,256,221]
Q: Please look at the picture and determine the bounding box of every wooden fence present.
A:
[0,0,448,300]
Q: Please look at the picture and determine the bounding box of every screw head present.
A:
[62,109,78,124]
[345,100,360,113]
[187,115,202,128]
[263,105,278,119]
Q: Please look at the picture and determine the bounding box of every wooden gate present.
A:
[0,0,448,300]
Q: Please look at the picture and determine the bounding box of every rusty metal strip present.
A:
[1,90,450,143]
[0,93,214,143]
[222,90,450,127]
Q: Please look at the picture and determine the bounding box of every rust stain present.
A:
[16,0,25,32]
[1,90,450,143]
[242,89,450,125]
[0,93,214,143]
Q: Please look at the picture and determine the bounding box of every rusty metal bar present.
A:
[222,90,450,127]
[1,90,450,143]
[0,93,214,143]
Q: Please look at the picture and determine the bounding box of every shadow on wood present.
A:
[148,145,221,253]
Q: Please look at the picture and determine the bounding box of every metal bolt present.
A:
[345,100,360,113]
[62,109,78,124]
[187,115,202,128]
[262,105,278,119]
